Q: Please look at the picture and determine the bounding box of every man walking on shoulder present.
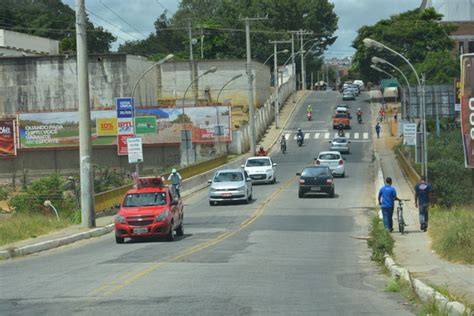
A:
[378,177,400,232]
[415,176,432,232]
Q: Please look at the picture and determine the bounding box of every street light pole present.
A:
[181,66,217,165]
[269,40,291,129]
[75,0,95,228]
[364,38,428,180]
[371,56,412,120]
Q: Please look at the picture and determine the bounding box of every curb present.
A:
[371,97,471,315]
[0,224,114,260]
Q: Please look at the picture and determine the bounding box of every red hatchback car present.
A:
[114,177,184,243]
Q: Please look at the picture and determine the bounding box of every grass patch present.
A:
[384,277,400,292]
[367,215,394,263]
[0,213,75,246]
[429,206,474,264]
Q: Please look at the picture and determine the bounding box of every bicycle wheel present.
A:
[397,208,404,234]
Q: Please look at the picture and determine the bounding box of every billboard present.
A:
[0,119,17,158]
[460,55,474,168]
[96,118,117,136]
[135,116,156,134]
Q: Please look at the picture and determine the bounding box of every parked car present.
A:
[242,156,277,184]
[208,168,253,205]
[315,151,346,177]
[332,113,351,129]
[114,177,184,243]
[296,166,335,198]
[342,90,355,100]
[329,136,351,154]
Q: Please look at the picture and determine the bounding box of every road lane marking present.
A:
[354,132,359,139]
[324,133,330,139]
[285,133,291,140]
[314,133,320,139]
[304,133,310,139]
[88,176,296,298]
[363,132,369,139]
[345,132,350,138]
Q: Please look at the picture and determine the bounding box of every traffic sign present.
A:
[126,136,143,164]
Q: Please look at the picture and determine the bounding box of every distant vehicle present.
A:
[353,80,365,90]
[296,166,335,198]
[332,113,351,129]
[335,106,352,119]
[114,177,184,243]
[242,156,277,184]
[335,104,351,110]
[208,168,253,205]
[329,136,351,154]
[315,151,346,177]
[342,91,355,101]
[344,86,359,96]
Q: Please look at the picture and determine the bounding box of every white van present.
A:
[353,80,364,90]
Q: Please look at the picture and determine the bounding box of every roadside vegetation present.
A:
[367,215,394,264]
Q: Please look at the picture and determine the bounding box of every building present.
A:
[0,29,59,56]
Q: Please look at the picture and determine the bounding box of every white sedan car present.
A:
[329,137,351,154]
[242,156,277,184]
[314,151,346,177]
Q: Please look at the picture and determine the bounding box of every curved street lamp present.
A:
[181,66,217,166]
[372,56,412,119]
[364,38,427,179]
[370,64,394,78]
[217,73,243,103]
[131,54,174,102]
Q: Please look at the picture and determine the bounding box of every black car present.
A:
[296,166,335,198]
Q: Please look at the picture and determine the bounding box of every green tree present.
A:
[351,8,457,84]
[0,0,116,53]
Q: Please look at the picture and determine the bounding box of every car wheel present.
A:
[209,200,214,206]
[272,177,276,184]
[167,223,175,242]
[176,223,184,236]
[329,189,335,198]
[298,190,304,198]
[115,235,124,244]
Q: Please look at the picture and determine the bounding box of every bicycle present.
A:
[396,199,410,234]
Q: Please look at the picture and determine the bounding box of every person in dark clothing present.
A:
[375,122,381,138]
[415,176,432,232]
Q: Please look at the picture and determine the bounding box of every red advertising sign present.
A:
[117,134,134,156]
[0,120,17,158]
[460,55,474,168]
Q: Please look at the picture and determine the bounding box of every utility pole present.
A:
[75,0,95,228]
[288,31,298,102]
[269,40,291,129]
[298,30,313,91]
[200,27,204,59]
[188,20,197,104]
[242,17,266,155]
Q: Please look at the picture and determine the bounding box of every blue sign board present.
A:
[116,98,134,118]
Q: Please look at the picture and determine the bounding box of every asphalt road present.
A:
[0,91,414,315]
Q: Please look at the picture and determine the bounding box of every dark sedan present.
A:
[296,166,335,198]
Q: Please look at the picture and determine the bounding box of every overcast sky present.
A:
[64,0,420,58]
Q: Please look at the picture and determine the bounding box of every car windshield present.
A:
[335,114,348,118]
[123,192,167,207]
[319,153,341,160]
[301,167,329,177]
[333,138,347,143]
[246,159,271,167]
[214,172,244,182]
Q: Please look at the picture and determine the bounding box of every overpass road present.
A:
[0,91,414,315]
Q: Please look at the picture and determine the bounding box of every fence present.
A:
[403,84,457,119]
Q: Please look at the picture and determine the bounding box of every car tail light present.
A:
[339,159,344,165]
[299,179,305,184]
[326,179,333,184]
[315,159,320,165]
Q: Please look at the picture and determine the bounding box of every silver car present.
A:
[208,168,253,206]
[329,137,351,154]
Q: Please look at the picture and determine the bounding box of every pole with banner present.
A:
[126,136,143,181]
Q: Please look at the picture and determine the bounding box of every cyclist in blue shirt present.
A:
[378,177,400,231]
[415,176,432,232]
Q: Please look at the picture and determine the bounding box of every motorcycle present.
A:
[307,112,312,121]
[280,142,287,154]
[296,134,303,147]
[171,183,181,198]
[357,115,362,124]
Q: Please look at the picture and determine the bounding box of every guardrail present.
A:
[94,155,228,213]
[395,148,420,187]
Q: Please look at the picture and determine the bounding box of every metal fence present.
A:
[403,84,456,119]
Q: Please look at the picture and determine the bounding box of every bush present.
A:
[0,186,11,200]
[429,206,474,264]
[368,215,394,263]
[93,165,127,193]
[8,174,76,218]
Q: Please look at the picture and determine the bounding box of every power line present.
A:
[85,8,143,41]
[154,0,175,15]
[96,0,148,38]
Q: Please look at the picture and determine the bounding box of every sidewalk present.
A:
[0,90,309,260]
[371,91,474,310]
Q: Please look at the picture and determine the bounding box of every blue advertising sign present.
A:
[116,98,134,118]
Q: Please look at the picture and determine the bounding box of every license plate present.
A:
[221,193,232,197]
[133,228,148,234]
[311,187,321,191]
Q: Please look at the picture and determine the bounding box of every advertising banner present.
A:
[116,97,134,118]
[18,110,117,148]
[96,118,117,136]
[117,134,134,156]
[117,118,134,135]
[460,55,474,168]
[135,116,157,134]
[403,123,417,146]
[0,119,16,158]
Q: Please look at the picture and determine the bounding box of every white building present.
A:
[0,29,59,56]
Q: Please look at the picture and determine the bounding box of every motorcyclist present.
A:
[356,108,363,123]
[306,105,313,120]
[167,168,182,198]
[280,135,287,153]
[256,146,267,156]
[296,128,304,145]
[337,123,345,137]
